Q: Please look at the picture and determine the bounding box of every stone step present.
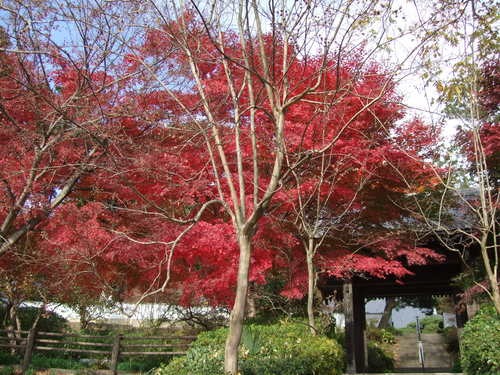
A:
[393,333,453,369]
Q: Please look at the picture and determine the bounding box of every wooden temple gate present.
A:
[321,253,468,373]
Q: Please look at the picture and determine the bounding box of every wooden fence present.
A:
[0,328,195,374]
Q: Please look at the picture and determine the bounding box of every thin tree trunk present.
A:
[485,267,500,314]
[224,232,252,374]
[480,236,500,314]
[306,237,316,334]
[344,281,356,374]
[79,305,90,330]
[246,289,257,319]
[7,304,18,355]
[491,283,500,314]
[378,297,397,329]
[482,250,500,314]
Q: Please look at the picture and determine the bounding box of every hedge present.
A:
[156,321,344,375]
[460,305,499,375]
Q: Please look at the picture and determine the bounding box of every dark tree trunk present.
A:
[378,297,397,329]
[344,281,356,374]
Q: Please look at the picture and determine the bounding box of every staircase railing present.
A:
[416,316,425,371]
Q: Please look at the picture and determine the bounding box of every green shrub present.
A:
[381,325,399,337]
[115,329,189,371]
[460,305,500,375]
[420,315,444,333]
[0,305,67,332]
[156,321,345,375]
[366,326,395,345]
[365,326,395,372]
[451,359,463,373]
[0,351,20,365]
[157,357,187,374]
[367,342,394,373]
[117,356,172,372]
[30,354,85,370]
[399,315,444,334]
[443,327,459,353]
[0,366,15,375]
[442,327,461,372]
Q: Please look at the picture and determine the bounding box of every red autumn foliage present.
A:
[0,14,444,309]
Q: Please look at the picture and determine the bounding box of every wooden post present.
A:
[343,280,356,374]
[21,328,36,374]
[453,294,468,328]
[353,290,366,373]
[110,334,122,375]
[363,330,368,370]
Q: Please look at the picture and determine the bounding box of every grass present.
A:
[117,356,172,372]
[0,324,190,373]
[396,315,444,335]
[0,351,20,365]
[0,367,15,375]
[1,352,171,372]
[30,354,87,370]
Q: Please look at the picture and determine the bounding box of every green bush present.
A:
[460,305,500,375]
[155,321,345,375]
[0,351,20,365]
[118,356,172,372]
[443,327,459,353]
[399,315,444,334]
[0,305,67,332]
[30,354,86,370]
[367,342,394,373]
[442,327,461,372]
[365,327,395,372]
[0,366,15,375]
[158,357,187,374]
[451,359,463,373]
[419,315,444,333]
[366,326,396,345]
[114,329,189,371]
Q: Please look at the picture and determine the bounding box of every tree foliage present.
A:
[0,0,473,371]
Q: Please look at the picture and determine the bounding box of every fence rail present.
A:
[0,328,194,374]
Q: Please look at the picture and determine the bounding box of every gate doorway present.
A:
[365,296,460,372]
[321,254,468,373]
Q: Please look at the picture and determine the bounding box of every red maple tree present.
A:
[36,12,446,360]
[0,5,449,371]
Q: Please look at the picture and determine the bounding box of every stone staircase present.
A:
[394,333,453,370]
